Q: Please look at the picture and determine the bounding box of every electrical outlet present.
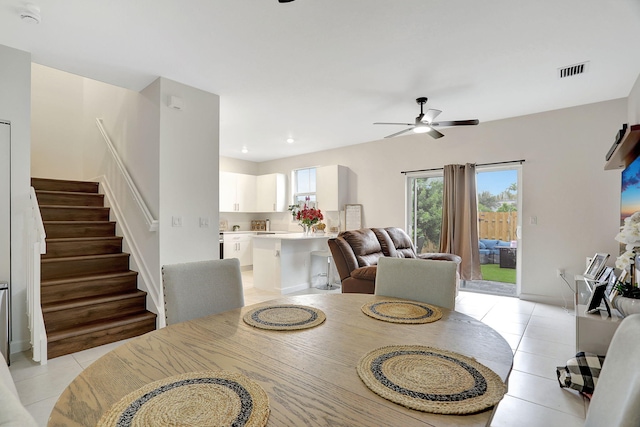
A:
[556,268,565,278]
[172,216,183,227]
[199,217,209,228]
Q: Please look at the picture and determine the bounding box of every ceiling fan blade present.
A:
[426,128,445,139]
[384,127,415,138]
[431,119,479,127]
[423,109,442,123]
[374,122,414,126]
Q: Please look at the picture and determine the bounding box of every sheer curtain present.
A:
[439,163,482,280]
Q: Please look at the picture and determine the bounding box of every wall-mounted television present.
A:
[621,153,640,224]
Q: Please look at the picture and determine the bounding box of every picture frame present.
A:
[344,204,362,231]
[584,253,609,280]
[605,269,620,303]
[597,266,613,283]
[585,282,610,315]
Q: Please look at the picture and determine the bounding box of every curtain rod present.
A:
[401,159,525,175]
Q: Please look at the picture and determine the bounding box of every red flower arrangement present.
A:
[296,204,323,227]
[289,197,323,228]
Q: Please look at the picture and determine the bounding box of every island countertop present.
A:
[252,232,336,240]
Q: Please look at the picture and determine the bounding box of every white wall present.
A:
[0,45,32,352]
[31,65,84,179]
[258,99,628,305]
[629,73,640,124]
[220,156,259,175]
[158,78,220,266]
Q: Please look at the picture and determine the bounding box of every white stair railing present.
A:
[27,187,47,364]
[95,118,158,232]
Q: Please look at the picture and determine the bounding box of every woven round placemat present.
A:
[361,300,442,324]
[243,304,326,330]
[96,371,269,427]
[357,345,507,415]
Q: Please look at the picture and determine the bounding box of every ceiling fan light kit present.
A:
[374,97,479,139]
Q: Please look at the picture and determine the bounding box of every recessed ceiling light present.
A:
[20,3,41,24]
[286,138,295,144]
[241,146,248,154]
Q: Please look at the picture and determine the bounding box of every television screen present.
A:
[621,153,640,224]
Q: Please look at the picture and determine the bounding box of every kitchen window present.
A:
[292,167,317,204]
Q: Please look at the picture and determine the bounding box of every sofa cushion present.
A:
[383,227,417,259]
[479,239,499,249]
[342,229,385,267]
[478,241,486,249]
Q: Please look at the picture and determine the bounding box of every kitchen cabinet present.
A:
[220,172,256,212]
[256,173,287,212]
[223,233,253,267]
[316,165,349,212]
[252,233,330,294]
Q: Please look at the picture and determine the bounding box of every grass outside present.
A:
[480,263,516,284]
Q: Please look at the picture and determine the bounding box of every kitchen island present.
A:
[252,233,333,294]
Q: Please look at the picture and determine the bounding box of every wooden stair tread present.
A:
[41,270,138,286]
[45,236,123,243]
[35,189,103,197]
[32,177,99,187]
[43,220,115,224]
[42,290,147,312]
[41,252,130,264]
[47,312,157,342]
[40,204,109,209]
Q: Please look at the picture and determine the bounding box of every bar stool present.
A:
[310,250,340,290]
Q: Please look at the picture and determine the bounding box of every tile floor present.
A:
[10,271,587,426]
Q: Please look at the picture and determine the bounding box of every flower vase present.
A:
[302,225,311,236]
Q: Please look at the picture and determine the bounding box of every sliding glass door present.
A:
[406,165,522,296]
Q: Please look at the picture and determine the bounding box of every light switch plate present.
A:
[172,216,183,227]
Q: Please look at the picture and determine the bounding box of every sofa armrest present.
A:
[351,266,378,282]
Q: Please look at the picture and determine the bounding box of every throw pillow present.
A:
[556,352,605,396]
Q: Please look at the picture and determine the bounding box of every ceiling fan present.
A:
[374,97,479,139]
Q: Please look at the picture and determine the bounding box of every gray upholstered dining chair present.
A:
[374,257,457,310]
[584,313,640,427]
[162,258,245,325]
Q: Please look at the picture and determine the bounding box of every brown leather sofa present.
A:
[328,227,462,294]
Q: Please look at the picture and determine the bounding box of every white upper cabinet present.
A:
[256,173,287,212]
[220,172,256,212]
[316,165,349,212]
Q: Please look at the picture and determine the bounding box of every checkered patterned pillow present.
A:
[556,352,605,394]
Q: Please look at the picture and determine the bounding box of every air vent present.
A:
[558,61,590,79]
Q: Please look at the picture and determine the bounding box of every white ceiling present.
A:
[1,0,640,162]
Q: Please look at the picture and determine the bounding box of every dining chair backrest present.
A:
[374,257,457,310]
[162,258,244,325]
[584,313,640,427]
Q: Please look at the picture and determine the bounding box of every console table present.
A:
[574,276,623,355]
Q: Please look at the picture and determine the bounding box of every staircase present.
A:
[32,178,157,359]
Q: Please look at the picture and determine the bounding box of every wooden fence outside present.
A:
[478,211,517,242]
[416,211,518,253]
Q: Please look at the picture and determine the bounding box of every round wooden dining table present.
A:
[48,293,513,427]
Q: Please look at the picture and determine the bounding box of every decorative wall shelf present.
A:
[605,124,640,170]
